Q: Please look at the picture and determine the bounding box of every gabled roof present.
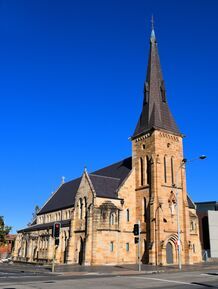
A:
[92,157,132,185]
[132,26,180,138]
[89,174,121,198]
[38,157,132,215]
[38,178,81,215]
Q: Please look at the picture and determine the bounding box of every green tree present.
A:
[0,216,12,245]
[27,205,40,226]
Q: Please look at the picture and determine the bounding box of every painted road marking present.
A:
[201,273,218,277]
[129,276,201,286]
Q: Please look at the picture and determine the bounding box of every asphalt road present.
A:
[0,263,218,289]
[0,272,218,289]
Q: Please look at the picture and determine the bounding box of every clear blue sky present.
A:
[0,0,217,233]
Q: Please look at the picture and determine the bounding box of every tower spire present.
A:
[132,21,180,139]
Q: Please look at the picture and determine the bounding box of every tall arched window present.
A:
[146,156,151,185]
[164,156,167,183]
[126,209,130,222]
[171,157,174,185]
[140,157,144,186]
[144,198,147,222]
[144,240,147,252]
[193,243,196,253]
[79,199,83,219]
[84,197,87,218]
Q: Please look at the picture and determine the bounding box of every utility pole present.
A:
[133,221,141,272]
[176,189,182,270]
[175,155,206,271]
[138,220,141,272]
[52,245,56,273]
[52,222,61,272]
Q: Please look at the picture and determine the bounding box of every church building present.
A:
[13,23,202,266]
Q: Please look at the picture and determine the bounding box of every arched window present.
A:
[140,157,144,186]
[126,209,130,222]
[79,199,83,219]
[147,156,151,185]
[110,241,114,252]
[144,240,147,251]
[110,213,115,225]
[171,157,174,185]
[164,156,167,183]
[193,243,196,253]
[144,198,147,222]
[84,197,87,218]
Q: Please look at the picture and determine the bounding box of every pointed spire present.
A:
[132,20,180,138]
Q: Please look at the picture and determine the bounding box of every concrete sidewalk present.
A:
[3,261,218,277]
[53,261,218,275]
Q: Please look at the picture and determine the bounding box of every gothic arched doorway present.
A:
[166,242,173,264]
[78,237,84,265]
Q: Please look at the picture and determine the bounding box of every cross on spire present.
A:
[61,176,65,184]
[151,15,154,31]
[150,15,156,40]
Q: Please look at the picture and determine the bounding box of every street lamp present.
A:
[174,155,206,270]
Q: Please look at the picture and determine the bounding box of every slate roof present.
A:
[18,219,71,233]
[38,157,132,215]
[92,156,132,185]
[38,177,81,215]
[89,174,121,198]
[132,28,180,138]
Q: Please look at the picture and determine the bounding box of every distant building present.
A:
[0,234,16,259]
[196,201,218,258]
[13,22,202,266]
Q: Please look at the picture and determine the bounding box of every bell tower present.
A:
[131,20,198,265]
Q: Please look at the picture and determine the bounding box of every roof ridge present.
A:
[62,176,81,185]
[89,174,120,181]
[92,156,131,172]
